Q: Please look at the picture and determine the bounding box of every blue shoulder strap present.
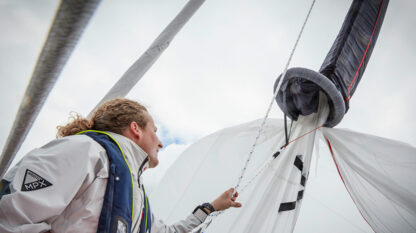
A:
[78,130,134,233]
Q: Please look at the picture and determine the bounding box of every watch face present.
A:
[202,203,214,212]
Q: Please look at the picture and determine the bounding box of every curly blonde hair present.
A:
[57,98,148,138]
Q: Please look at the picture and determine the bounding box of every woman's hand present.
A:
[210,188,242,213]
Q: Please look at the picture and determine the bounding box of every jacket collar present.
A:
[106,132,149,177]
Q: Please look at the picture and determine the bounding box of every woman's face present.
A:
[138,114,163,168]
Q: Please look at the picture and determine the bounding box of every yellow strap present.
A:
[144,187,149,232]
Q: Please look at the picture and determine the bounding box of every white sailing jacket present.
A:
[0,132,207,233]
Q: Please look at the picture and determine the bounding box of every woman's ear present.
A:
[129,121,142,139]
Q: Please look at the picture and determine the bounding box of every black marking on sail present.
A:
[279,202,296,212]
[278,190,305,212]
[278,155,307,212]
[301,175,306,186]
[272,151,280,158]
[297,190,304,201]
[21,169,52,191]
[294,155,303,171]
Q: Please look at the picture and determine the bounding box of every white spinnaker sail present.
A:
[149,111,416,232]
[150,108,326,233]
[322,128,416,233]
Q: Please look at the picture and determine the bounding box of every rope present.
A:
[190,122,322,233]
[284,125,323,148]
[241,124,323,189]
[190,1,317,232]
[233,0,316,195]
[273,0,317,98]
[192,123,322,233]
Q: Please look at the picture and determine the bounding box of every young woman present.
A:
[0,98,241,233]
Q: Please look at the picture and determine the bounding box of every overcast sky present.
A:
[0,0,415,232]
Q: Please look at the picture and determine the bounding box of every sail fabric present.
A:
[150,111,325,232]
[0,0,101,178]
[275,0,389,128]
[322,128,416,233]
[150,113,415,232]
[319,0,389,108]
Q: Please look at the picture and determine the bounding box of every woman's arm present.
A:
[150,188,242,233]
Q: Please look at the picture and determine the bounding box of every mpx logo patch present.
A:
[21,169,52,191]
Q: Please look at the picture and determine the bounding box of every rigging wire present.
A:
[190,1,317,231]
[190,123,323,233]
[233,0,317,194]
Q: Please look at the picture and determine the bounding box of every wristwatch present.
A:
[192,202,215,222]
[201,202,215,213]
